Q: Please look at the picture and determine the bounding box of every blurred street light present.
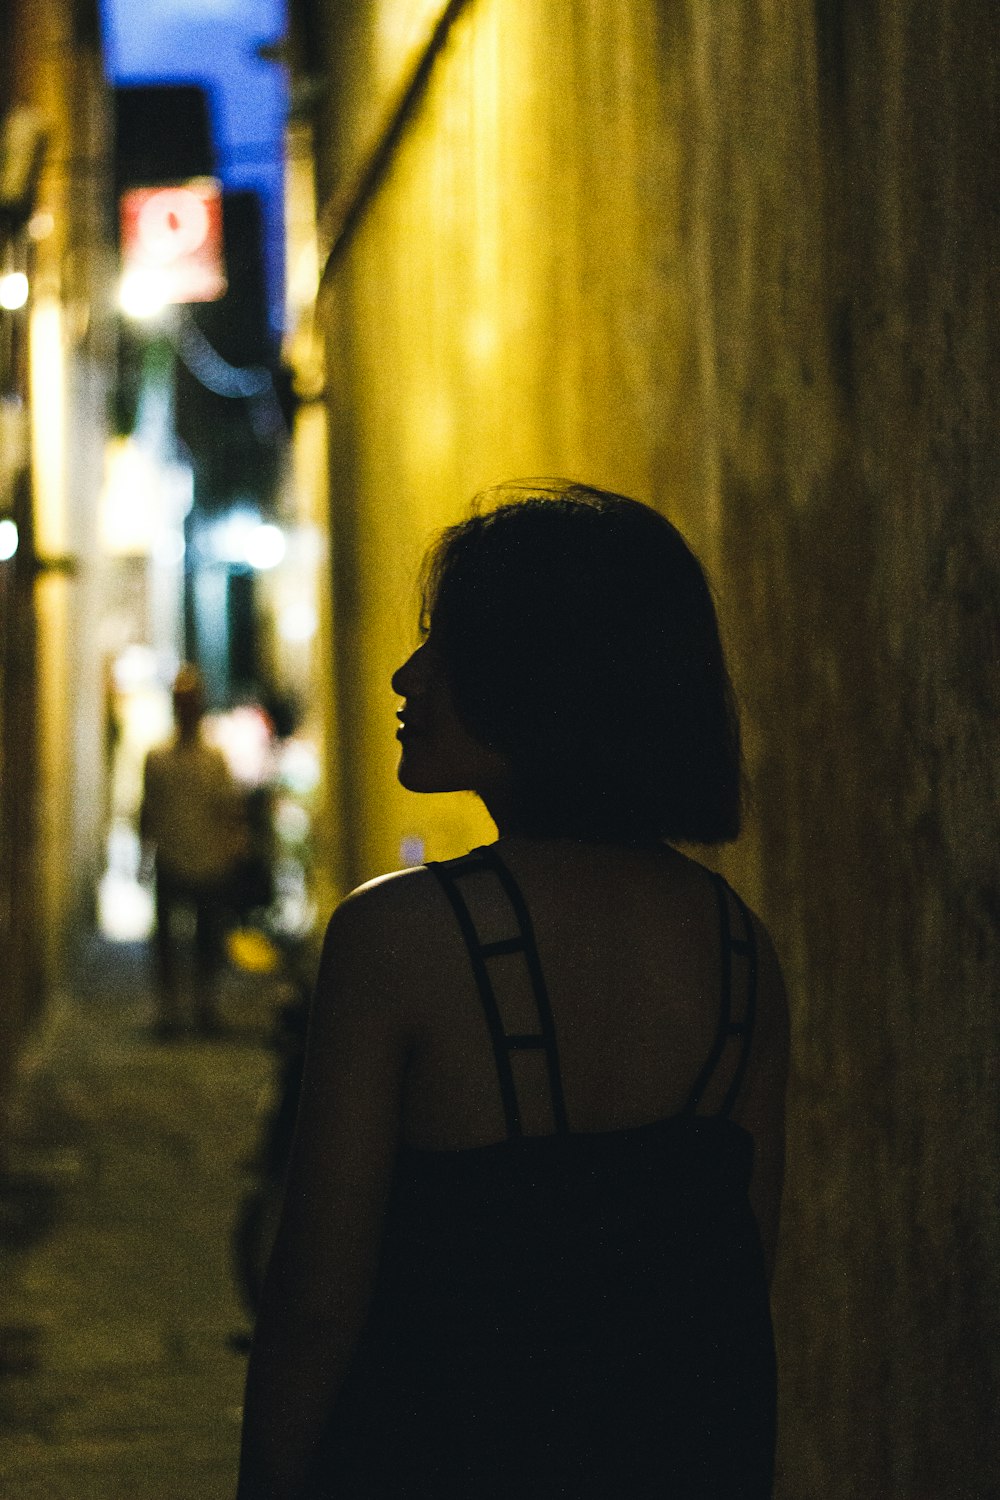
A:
[118,268,171,321]
[0,518,18,560]
[27,210,54,241]
[0,271,29,310]
[204,509,286,571]
[245,522,285,570]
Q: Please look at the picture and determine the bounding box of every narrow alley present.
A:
[0,939,279,1499]
[2,2,997,1494]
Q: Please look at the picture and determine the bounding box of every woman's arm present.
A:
[235,880,412,1499]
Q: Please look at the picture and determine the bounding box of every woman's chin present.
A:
[397,750,450,793]
[397,765,427,792]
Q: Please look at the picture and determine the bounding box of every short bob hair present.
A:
[420,481,742,845]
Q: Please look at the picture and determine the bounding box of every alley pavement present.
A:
[0,935,285,1499]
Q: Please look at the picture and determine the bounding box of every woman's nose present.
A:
[391,644,424,696]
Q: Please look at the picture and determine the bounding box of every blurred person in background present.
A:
[140,664,247,1038]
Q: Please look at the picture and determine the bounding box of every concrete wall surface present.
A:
[313,2,999,1493]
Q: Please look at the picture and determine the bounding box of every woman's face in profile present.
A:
[391,639,509,797]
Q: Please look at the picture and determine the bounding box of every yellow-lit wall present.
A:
[314,3,999,1496]
[317,0,836,891]
[319,0,759,880]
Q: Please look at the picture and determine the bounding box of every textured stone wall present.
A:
[315,3,999,1492]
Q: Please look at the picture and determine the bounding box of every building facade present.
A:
[0,0,113,1136]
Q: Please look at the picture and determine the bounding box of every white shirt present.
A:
[142,736,245,884]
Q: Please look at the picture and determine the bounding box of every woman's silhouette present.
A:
[237,483,789,1499]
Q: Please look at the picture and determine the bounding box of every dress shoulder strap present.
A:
[427,848,569,1140]
[681,873,759,1120]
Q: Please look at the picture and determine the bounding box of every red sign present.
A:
[119,178,226,304]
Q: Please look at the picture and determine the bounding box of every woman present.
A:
[237,482,789,1498]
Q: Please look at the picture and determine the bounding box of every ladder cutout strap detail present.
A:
[478,937,526,958]
[682,874,758,1119]
[430,861,523,1137]
[478,848,570,1135]
[428,850,570,1139]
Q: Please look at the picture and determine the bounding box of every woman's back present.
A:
[400,839,780,1152]
[304,841,783,1498]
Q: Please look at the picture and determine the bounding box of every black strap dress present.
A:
[304,848,776,1498]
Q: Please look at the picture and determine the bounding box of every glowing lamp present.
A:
[118,269,171,321]
[0,272,29,310]
[246,523,286,571]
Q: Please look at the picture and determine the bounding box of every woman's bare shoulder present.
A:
[320,865,455,974]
